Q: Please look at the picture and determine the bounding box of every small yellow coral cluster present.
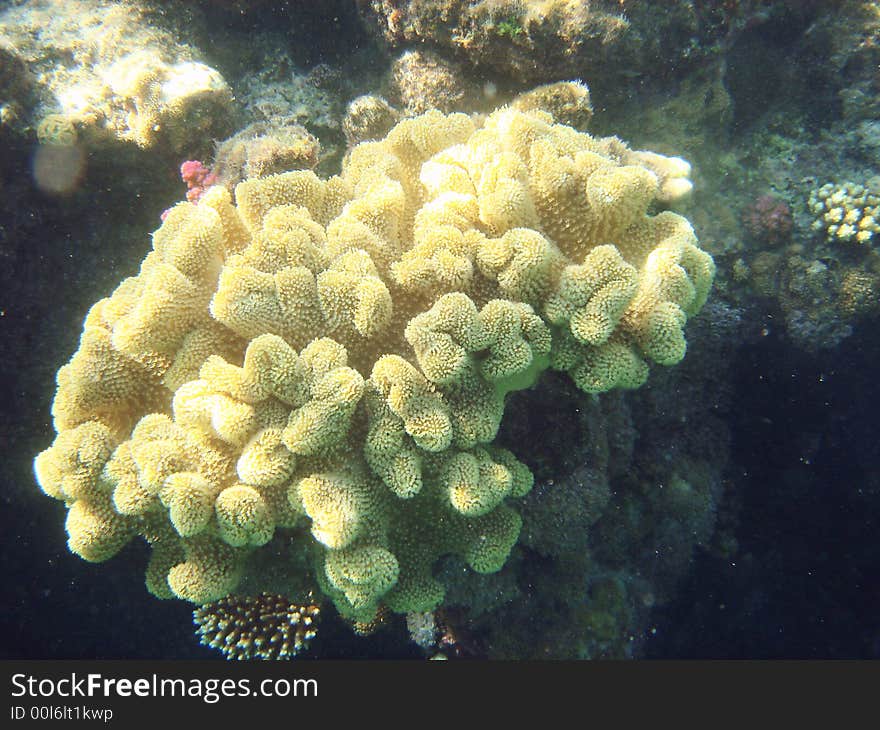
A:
[35,106,714,623]
[809,181,880,245]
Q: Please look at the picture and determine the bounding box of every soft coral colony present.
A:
[33,102,714,643]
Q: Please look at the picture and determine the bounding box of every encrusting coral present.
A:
[1,0,233,154]
[34,103,714,626]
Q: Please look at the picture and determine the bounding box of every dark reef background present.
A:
[646,329,880,658]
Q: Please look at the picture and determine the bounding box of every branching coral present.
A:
[34,105,714,625]
[193,592,320,660]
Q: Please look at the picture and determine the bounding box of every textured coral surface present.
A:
[0,0,233,153]
[34,106,714,624]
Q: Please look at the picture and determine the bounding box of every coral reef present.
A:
[231,55,382,174]
[838,269,880,319]
[511,81,594,132]
[386,48,478,115]
[342,95,401,147]
[355,0,763,103]
[212,120,320,188]
[193,592,320,660]
[743,194,793,246]
[809,180,880,245]
[728,149,880,353]
[350,80,596,153]
[469,296,739,659]
[619,3,880,357]
[806,0,880,123]
[357,0,631,85]
[742,245,880,352]
[4,0,879,665]
[0,0,234,155]
[235,61,347,133]
[34,104,713,630]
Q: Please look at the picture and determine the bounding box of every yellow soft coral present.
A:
[35,104,713,625]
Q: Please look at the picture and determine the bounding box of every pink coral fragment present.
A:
[161,159,218,221]
[180,159,218,203]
